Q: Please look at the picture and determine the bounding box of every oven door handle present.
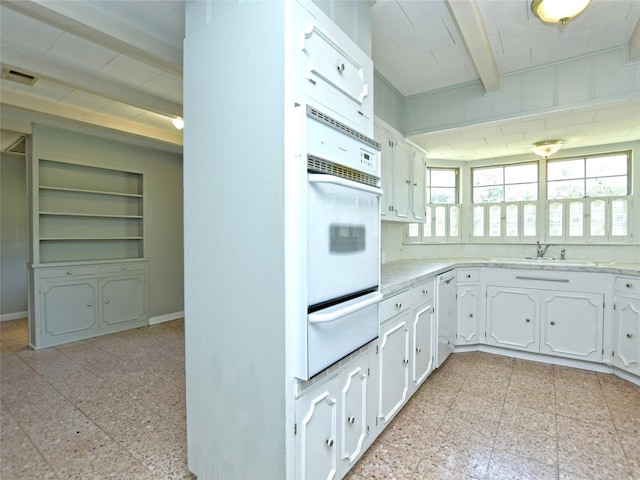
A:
[308,174,382,196]
[308,293,383,324]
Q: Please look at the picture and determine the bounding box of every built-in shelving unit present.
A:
[36,159,144,263]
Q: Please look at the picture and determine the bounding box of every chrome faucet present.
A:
[536,241,556,258]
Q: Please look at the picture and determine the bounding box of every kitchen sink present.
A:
[490,258,597,266]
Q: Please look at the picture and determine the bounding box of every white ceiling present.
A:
[1,0,639,159]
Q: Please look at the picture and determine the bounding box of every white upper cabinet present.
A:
[290,1,373,136]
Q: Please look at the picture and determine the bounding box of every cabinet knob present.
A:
[348,416,356,424]
[395,303,402,309]
[87,303,92,307]
[627,283,633,288]
[627,333,634,339]
[422,289,428,294]
[413,182,418,186]
[121,266,126,270]
[469,314,474,318]
[467,274,471,278]
[550,321,555,326]
[525,318,531,323]
[405,180,411,184]
[326,438,334,448]
[403,359,409,364]
[337,63,345,71]
[67,270,73,275]
[416,347,422,353]
[105,300,110,304]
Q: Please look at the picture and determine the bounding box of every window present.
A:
[406,167,460,243]
[546,153,631,242]
[471,162,539,242]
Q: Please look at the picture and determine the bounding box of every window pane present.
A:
[548,159,584,181]
[586,176,628,197]
[611,199,628,236]
[568,201,583,237]
[505,164,537,184]
[523,203,537,237]
[473,206,484,236]
[548,179,584,199]
[473,167,503,186]
[431,187,456,204]
[430,169,456,186]
[424,206,432,237]
[590,199,606,236]
[474,186,504,203]
[586,155,627,177]
[505,204,518,237]
[449,206,459,237]
[489,205,501,237]
[548,202,563,237]
[505,183,538,201]
[408,223,419,237]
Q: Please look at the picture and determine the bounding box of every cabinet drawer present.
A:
[381,290,412,322]
[100,263,146,274]
[457,269,479,284]
[410,279,435,305]
[615,276,640,296]
[39,266,98,278]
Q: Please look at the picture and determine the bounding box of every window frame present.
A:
[471,161,539,204]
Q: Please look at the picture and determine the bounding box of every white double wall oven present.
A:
[300,106,382,380]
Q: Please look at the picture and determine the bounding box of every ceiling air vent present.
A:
[1,68,37,86]
[5,136,27,155]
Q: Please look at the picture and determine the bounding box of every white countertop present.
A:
[380,258,640,297]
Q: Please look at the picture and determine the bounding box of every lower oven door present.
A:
[307,173,381,307]
[307,291,381,378]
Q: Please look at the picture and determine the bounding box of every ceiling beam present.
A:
[1,44,182,118]
[445,0,500,93]
[2,0,182,75]
[1,88,183,147]
[629,16,640,61]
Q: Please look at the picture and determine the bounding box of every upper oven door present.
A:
[307,173,381,307]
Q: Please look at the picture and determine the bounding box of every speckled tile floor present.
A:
[348,352,640,480]
[1,318,193,480]
[2,319,639,480]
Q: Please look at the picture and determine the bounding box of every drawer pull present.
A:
[326,438,334,448]
[422,289,429,294]
[466,274,471,278]
[469,314,474,318]
[516,276,569,283]
[525,318,531,323]
[105,300,110,304]
[416,347,422,353]
[627,333,634,339]
[627,283,633,288]
[337,63,345,72]
[87,303,92,307]
[348,416,356,424]
[67,270,73,275]
[396,303,402,309]
[550,321,555,326]
[121,266,126,270]
[403,359,409,364]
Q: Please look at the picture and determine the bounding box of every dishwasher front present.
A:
[436,270,457,367]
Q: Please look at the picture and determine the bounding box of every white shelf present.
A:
[39,185,142,198]
[40,237,144,241]
[40,212,143,219]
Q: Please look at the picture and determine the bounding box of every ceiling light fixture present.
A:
[531,0,590,25]
[172,117,184,130]
[530,140,563,158]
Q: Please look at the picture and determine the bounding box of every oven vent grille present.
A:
[308,156,379,187]
[296,343,371,396]
[306,105,380,151]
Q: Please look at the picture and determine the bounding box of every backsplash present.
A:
[381,221,640,264]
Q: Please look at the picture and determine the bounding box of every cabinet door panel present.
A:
[391,141,411,219]
[486,287,538,352]
[614,296,640,374]
[378,315,410,424]
[41,280,98,338]
[340,363,367,465]
[540,292,603,362]
[412,303,434,388]
[100,275,145,325]
[457,286,480,345]
[411,149,426,222]
[296,380,339,480]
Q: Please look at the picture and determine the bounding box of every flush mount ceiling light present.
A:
[530,140,563,158]
[531,0,590,25]
[171,117,184,130]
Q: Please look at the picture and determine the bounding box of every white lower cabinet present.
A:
[486,283,604,362]
[613,276,640,376]
[410,284,435,395]
[295,351,370,480]
[31,261,148,348]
